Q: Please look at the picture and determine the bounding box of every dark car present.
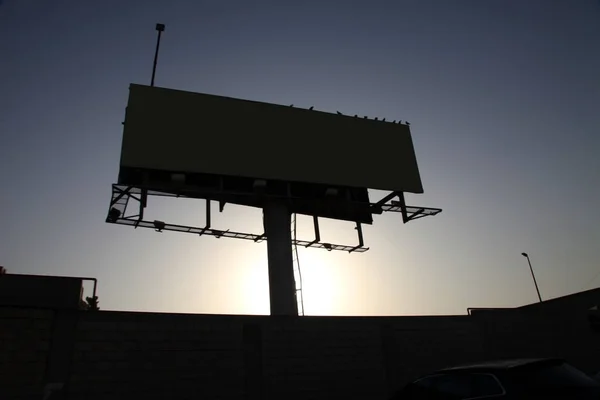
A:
[392,358,600,399]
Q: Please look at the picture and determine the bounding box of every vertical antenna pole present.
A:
[151,23,166,87]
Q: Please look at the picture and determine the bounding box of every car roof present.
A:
[436,358,564,373]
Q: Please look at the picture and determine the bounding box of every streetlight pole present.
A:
[521,252,542,303]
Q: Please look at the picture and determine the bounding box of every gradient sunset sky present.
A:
[1,0,599,316]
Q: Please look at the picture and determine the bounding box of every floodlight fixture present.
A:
[108,207,121,223]
[153,220,166,232]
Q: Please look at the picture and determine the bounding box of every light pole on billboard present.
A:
[521,252,542,303]
[151,23,165,87]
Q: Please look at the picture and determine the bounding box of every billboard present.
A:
[118,84,424,194]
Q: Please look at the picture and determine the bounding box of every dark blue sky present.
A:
[1,0,599,315]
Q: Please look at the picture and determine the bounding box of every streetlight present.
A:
[521,252,542,303]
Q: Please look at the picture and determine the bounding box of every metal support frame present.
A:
[106,183,441,317]
[370,191,433,223]
[106,184,441,253]
[305,216,365,253]
[371,191,400,214]
[310,215,321,245]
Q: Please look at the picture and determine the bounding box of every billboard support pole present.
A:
[263,202,299,316]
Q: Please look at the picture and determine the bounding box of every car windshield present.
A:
[513,361,600,390]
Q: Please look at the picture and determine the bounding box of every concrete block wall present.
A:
[1,306,598,400]
[382,316,486,392]
[0,307,54,399]
[67,313,483,400]
[261,317,388,400]
[69,312,247,400]
[477,312,600,374]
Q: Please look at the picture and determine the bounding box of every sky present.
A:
[1,0,599,316]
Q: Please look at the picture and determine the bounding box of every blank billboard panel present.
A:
[119,84,424,194]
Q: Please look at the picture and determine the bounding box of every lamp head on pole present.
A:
[521,252,528,258]
[156,23,165,32]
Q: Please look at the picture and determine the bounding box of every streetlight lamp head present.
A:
[156,23,165,32]
[521,252,528,257]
